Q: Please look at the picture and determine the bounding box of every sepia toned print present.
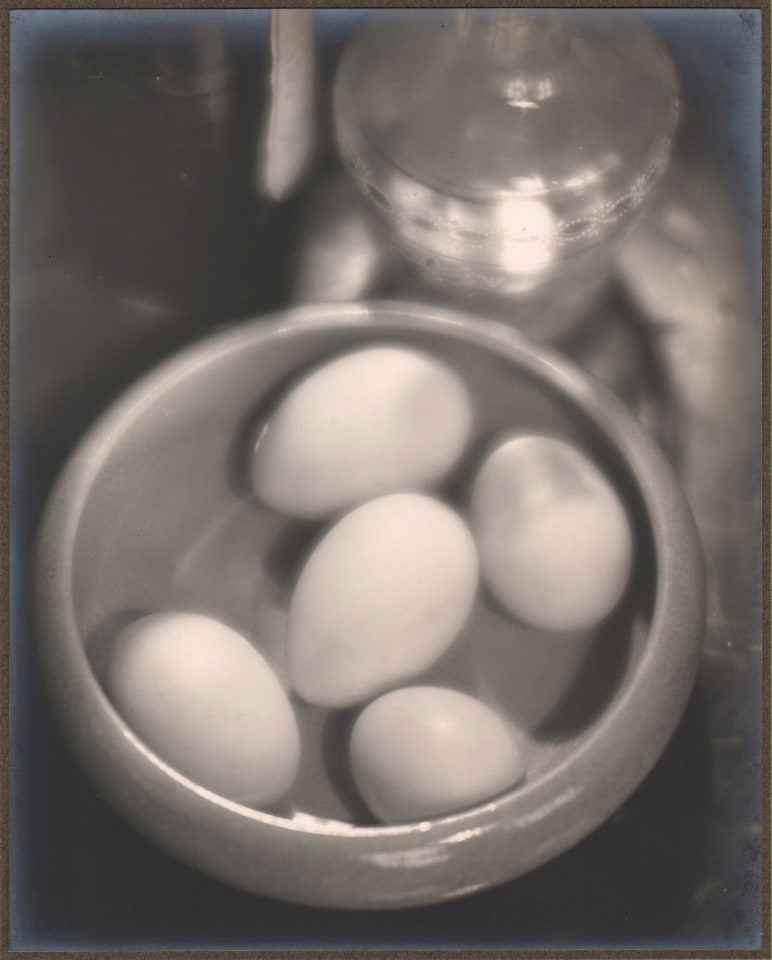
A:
[9,6,765,952]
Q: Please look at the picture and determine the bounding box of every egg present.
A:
[104,612,301,806]
[471,435,634,631]
[350,686,526,823]
[252,345,473,519]
[288,493,479,707]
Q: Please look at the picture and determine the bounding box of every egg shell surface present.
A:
[471,435,634,631]
[252,345,473,519]
[104,612,301,806]
[288,493,479,707]
[350,686,526,823]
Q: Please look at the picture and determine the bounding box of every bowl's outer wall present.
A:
[36,302,706,908]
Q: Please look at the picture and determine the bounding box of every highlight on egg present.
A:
[350,686,527,823]
[287,493,480,708]
[470,434,634,632]
[104,612,301,806]
[251,344,474,519]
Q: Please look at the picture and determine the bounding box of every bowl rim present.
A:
[35,299,706,905]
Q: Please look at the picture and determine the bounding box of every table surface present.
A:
[9,9,764,951]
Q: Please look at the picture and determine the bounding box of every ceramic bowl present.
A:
[36,300,705,909]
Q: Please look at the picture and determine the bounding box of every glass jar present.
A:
[333,9,680,340]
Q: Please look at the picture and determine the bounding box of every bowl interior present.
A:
[72,318,656,827]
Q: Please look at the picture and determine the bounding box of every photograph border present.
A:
[1,0,769,956]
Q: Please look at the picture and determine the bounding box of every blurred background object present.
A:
[289,170,393,304]
[10,6,763,951]
[254,9,318,203]
[332,9,680,340]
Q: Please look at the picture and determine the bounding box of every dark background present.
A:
[9,8,764,950]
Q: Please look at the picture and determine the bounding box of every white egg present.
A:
[471,435,634,631]
[350,686,526,823]
[252,345,473,519]
[287,493,479,707]
[104,612,300,806]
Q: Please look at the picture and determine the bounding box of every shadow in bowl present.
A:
[320,707,376,825]
[532,605,636,742]
[262,518,324,596]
